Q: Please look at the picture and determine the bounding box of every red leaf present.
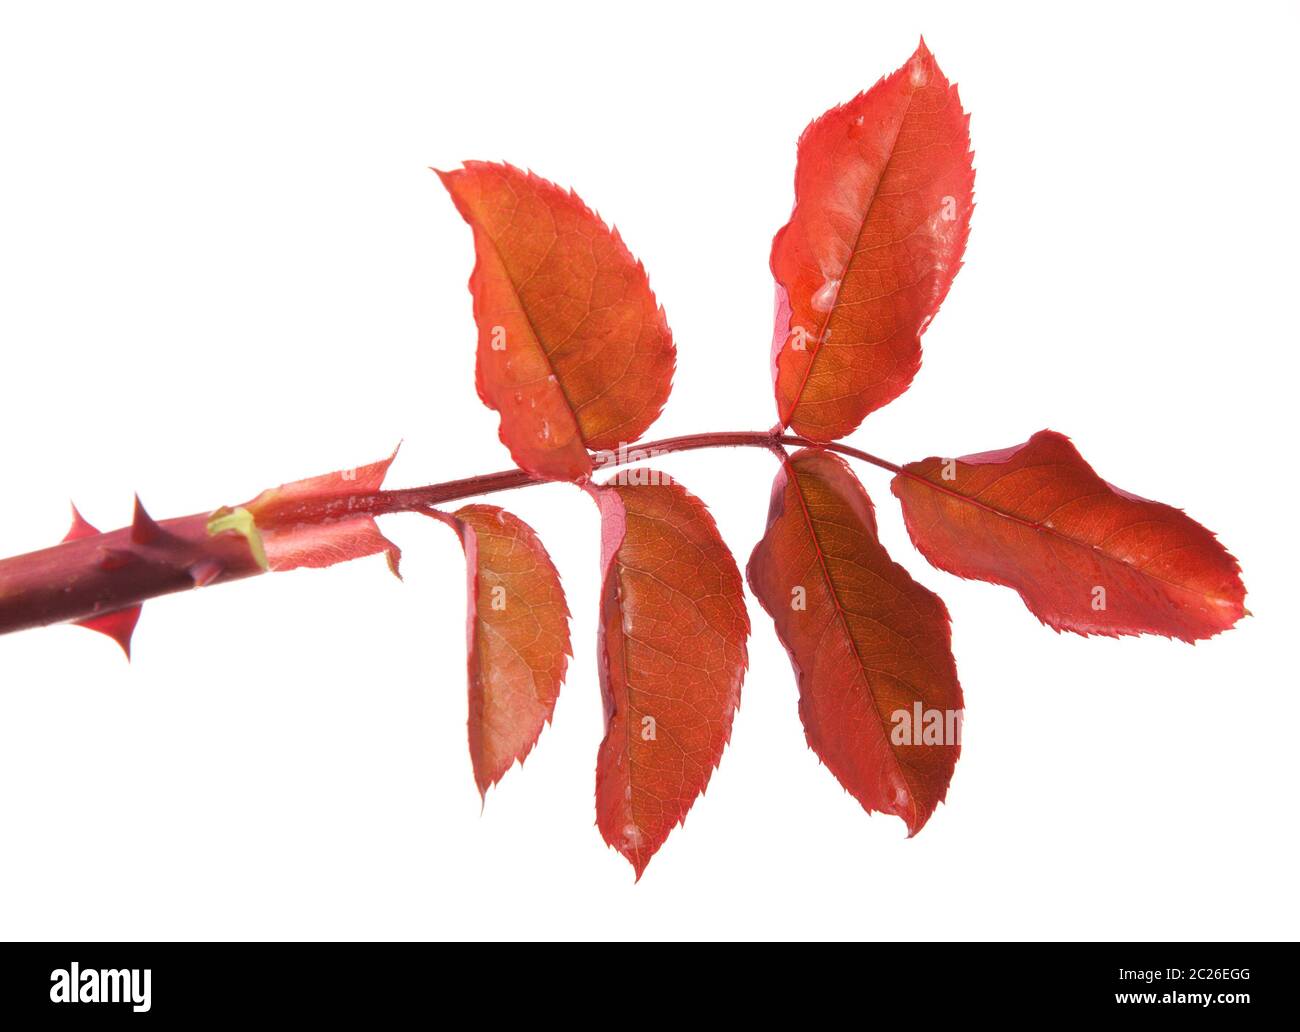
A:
[890,430,1247,641]
[747,449,962,835]
[770,40,974,440]
[439,163,675,482]
[591,476,748,876]
[234,448,402,574]
[431,504,571,797]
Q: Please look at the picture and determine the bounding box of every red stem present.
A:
[0,430,901,640]
[365,431,901,515]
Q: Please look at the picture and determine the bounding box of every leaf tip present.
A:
[384,544,403,581]
[619,836,654,882]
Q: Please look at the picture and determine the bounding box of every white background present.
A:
[0,1,1295,942]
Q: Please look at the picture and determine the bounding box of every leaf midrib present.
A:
[787,84,919,423]
[476,216,588,439]
[785,462,927,815]
[898,465,1237,607]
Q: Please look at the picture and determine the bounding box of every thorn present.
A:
[63,503,100,543]
[75,605,142,660]
[188,559,223,588]
[130,495,167,546]
[97,548,136,572]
